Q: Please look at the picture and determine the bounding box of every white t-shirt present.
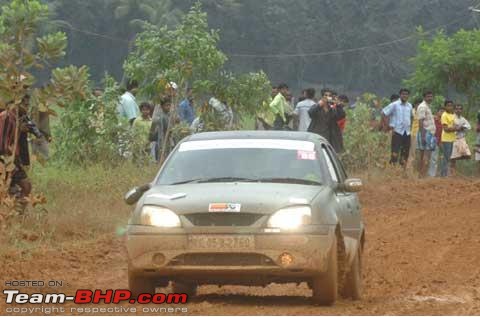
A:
[294,99,316,132]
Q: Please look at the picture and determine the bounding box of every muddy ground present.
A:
[1,177,480,315]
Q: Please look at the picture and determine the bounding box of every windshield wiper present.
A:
[197,177,258,183]
[255,177,323,186]
[169,179,203,185]
[169,177,257,185]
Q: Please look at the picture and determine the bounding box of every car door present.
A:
[321,144,362,240]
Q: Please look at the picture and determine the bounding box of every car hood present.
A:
[142,182,325,215]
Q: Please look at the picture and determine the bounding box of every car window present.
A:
[326,145,347,181]
[321,146,339,183]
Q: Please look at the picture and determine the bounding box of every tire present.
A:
[128,271,157,297]
[311,237,338,306]
[341,249,362,300]
[172,281,197,297]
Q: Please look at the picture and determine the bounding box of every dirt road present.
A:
[2,177,480,315]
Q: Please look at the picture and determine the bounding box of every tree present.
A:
[125,2,271,162]
[0,0,94,212]
[113,0,181,29]
[405,28,480,114]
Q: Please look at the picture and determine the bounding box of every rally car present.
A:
[125,131,364,305]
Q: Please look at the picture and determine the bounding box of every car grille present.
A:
[184,213,264,227]
[168,253,275,266]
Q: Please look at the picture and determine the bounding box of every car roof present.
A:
[184,131,328,143]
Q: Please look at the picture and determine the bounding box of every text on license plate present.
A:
[188,235,254,250]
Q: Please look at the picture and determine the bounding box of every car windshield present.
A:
[156,139,326,186]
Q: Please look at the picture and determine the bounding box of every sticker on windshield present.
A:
[297,150,317,160]
[209,203,241,212]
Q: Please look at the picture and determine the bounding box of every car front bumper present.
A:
[127,225,336,282]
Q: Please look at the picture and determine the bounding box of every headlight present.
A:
[140,206,181,228]
[267,206,311,230]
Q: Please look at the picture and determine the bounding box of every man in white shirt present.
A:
[416,91,436,177]
[294,88,316,132]
[117,80,140,125]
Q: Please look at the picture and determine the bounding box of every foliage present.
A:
[0,0,67,209]
[405,28,480,114]
[125,3,271,132]
[124,2,227,98]
[53,74,148,166]
[342,94,390,172]
[112,0,182,30]
[0,0,67,105]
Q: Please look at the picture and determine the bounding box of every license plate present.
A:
[188,235,254,250]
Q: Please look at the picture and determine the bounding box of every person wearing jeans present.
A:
[440,100,456,177]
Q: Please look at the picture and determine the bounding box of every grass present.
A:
[0,161,159,257]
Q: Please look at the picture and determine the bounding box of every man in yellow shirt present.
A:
[269,83,290,130]
[440,100,457,177]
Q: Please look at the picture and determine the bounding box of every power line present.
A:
[45,11,469,57]
[45,21,130,44]
[227,13,469,58]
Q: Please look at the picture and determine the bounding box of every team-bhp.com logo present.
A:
[4,289,188,304]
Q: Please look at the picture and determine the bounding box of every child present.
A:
[450,104,471,176]
[133,102,153,158]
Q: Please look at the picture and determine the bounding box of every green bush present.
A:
[53,76,149,166]
[342,102,390,172]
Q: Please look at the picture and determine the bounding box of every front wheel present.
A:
[311,237,338,306]
[128,271,157,297]
[341,249,362,300]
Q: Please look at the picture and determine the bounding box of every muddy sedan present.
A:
[125,131,364,305]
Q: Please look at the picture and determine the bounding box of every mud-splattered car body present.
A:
[126,131,364,305]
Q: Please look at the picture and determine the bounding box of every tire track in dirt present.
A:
[1,178,480,315]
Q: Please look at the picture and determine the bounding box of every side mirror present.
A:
[124,184,151,205]
[339,178,363,193]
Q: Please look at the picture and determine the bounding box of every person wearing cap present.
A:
[117,80,140,125]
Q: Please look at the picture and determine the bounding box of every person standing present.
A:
[416,91,436,178]
[133,102,153,159]
[0,96,42,211]
[178,88,195,125]
[440,100,456,177]
[407,97,422,170]
[381,88,413,166]
[308,91,345,153]
[428,106,445,177]
[117,80,140,125]
[450,104,472,176]
[270,83,290,130]
[256,86,277,130]
[150,98,173,162]
[294,88,316,132]
[336,95,349,134]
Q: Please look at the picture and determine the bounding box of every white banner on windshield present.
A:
[179,139,315,152]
